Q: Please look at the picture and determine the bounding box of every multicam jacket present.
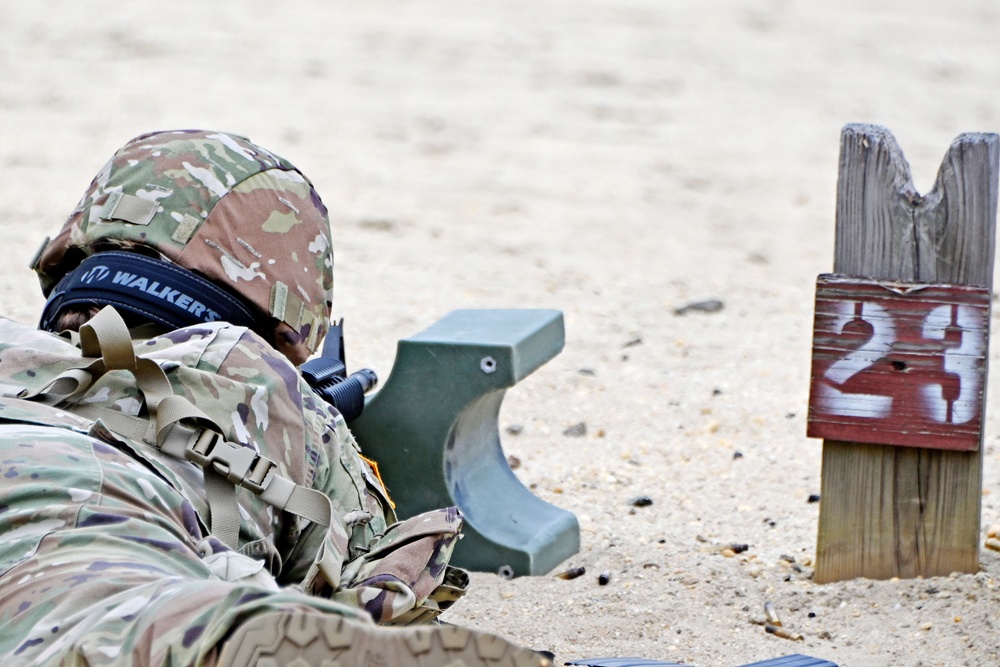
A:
[0,311,464,626]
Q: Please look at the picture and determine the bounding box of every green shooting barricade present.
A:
[349,309,580,577]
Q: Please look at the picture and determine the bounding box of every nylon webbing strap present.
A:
[270,283,322,351]
[154,395,212,444]
[80,307,175,415]
[43,368,95,401]
[155,396,333,541]
[71,406,149,442]
[284,486,333,527]
[25,305,334,550]
[180,426,333,528]
[79,307,136,370]
[17,308,132,406]
[269,282,303,331]
[21,364,100,406]
[204,470,241,548]
[134,358,174,412]
[98,192,158,225]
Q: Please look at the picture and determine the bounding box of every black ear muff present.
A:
[40,251,263,334]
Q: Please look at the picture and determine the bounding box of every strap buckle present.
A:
[185,430,274,490]
[182,428,300,516]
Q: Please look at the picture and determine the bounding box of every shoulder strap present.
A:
[26,306,334,550]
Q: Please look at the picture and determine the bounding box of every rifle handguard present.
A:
[300,319,377,422]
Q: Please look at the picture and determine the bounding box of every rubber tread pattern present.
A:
[220,612,552,667]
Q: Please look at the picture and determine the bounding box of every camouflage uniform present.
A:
[0,131,468,666]
[0,313,466,666]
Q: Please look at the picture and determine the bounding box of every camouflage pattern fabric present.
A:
[33,130,335,365]
[0,314,467,666]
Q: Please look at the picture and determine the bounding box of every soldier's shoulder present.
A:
[0,317,83,392]
[211,325,306,390]
[139,322,288,374]
[0,316,74,352]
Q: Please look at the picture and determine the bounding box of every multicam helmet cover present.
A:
[33,130,333,365]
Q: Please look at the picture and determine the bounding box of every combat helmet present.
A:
[32,129,333,366]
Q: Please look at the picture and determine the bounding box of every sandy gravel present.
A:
[2,2,1000,665]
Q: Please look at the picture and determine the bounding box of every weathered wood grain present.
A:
[808,275,990,452]
[815,124,998,583]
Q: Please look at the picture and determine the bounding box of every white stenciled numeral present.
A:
[920,304,985,424]
[817,301,896,419]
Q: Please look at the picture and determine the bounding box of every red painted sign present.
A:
[807,274,991,451]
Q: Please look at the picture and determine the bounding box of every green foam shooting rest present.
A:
[350,309,580,577]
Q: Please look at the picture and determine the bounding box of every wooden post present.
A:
[813,124,999,583]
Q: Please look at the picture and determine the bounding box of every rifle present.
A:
[300,319,377,422]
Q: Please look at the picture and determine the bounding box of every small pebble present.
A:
[505,424,524,435]
[986,524,1000,539]
[630,495,654,507]
[733,451,744,459]
[563,422,587,437]
[807,494,821,503]
[507,455,521,469]
[730,543,749,554]
[598,571,612,586]
[985,538,1000,552]
[623,337,643,348]
[674,299,724,315]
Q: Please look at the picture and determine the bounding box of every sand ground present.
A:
[2,2,1000,665]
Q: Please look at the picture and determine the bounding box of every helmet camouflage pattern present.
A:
[33,129,333,365]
